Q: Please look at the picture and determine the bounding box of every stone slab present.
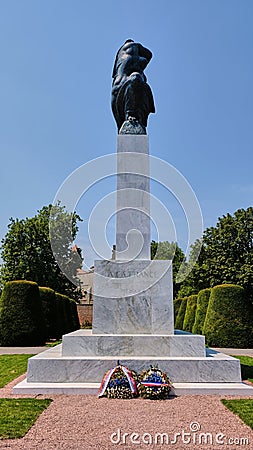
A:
[171,382,253,396]
[62,329,206,357]
[13,379,253,396]
[13,379,100,395]
[25,345,242,384]
[92,259,173,335]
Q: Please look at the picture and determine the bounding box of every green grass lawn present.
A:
[0,398,52,439]
[222,399,253,430]
[0,354,33,388]
[221,356,253,431]
[233,356,253,383]
[0,354,52,440]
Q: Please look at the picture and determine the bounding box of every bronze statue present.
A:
[111,39,155,134]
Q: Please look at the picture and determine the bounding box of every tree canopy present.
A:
[0,204,83,300]
[178,207,253,300]
[150,240,185,297]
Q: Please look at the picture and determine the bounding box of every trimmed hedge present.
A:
[175,297,187,330]
[183,295,198,332]
[39,287,57,341]
[203,284,253,348]
[173,298,182,323]
[55,293,68,338]
[192,288,211,335]
[0,281,46,346]
[54,293,80,338]
[69,299,80,331]
[60,293,73,334]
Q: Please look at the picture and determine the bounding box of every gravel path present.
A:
[0,377,253,449]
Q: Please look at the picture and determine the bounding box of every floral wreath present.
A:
[98,364,172,400]
[138,365,172,400]
[98,365,138,399]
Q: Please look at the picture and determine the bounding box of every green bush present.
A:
[203,284,253,348]
[60,294,72,334]
[192,288,211,335]
[173,298,182,323]
[55,293,79,337]
[69,299,80,331]
[0,281,46,346]
[183,295,198,332]
[54,293,66,339]
[175,297,187,330]
[39,287,57,341]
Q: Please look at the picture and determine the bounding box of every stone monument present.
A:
[14,40,253,395]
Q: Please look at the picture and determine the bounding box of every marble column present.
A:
[116,134,150,260]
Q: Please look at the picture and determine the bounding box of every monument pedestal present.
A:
[13,133,253,396]
[92,260,174,335]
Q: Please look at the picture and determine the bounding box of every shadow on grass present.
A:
[233,356,253,382]
[240,363,253,381]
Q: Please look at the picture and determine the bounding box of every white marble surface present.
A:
[171,382,253,396]
[62,329,206,357]
[116,134,150,260]
[13,379,100,395]
[117,134,149,155]
[14,379,253,396]
[92,259,174,335]
[26,345,242,384]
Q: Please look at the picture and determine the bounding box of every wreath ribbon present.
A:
[139,382,171,387]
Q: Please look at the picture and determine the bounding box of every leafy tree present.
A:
[178,207,253,301]
[150,240,185,297]
[0,204,83,300]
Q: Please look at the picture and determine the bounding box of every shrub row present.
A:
[40,288,79,340]
[174,284,253,348]
[192,288,211,335]
[174,297,187,330]
[0,281,80,346]
[203,284,253,348]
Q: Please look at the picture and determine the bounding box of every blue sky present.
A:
[0,0,252,267]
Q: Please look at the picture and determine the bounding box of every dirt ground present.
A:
[0,374,252,450]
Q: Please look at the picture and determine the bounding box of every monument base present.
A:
[13,334,253,395]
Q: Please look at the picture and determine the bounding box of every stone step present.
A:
[62,329,206,357]
[26,345,241,384]
[13,379,253,396]
[14,379,100,395]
